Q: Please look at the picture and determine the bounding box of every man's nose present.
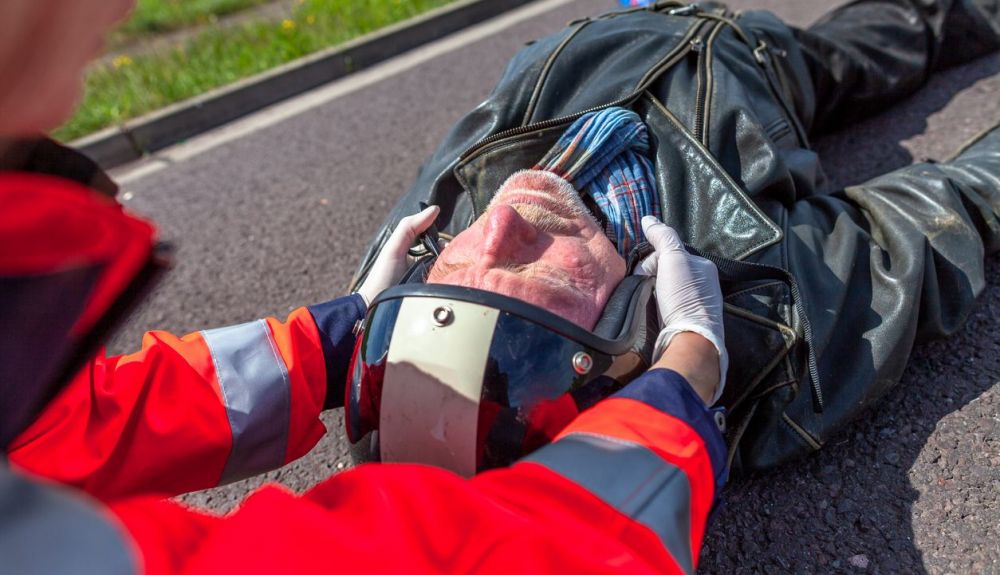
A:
[479,204,538,264]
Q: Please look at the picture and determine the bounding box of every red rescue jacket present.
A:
[1,157,726,574]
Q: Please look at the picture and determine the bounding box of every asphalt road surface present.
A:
[109,0,999,572]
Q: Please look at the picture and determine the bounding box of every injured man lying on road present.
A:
[345,0,1000,480]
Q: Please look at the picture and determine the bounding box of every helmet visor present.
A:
[346,285,624,474]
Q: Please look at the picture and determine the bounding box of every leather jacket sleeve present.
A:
[789,0,1000,135]
[7,295,366,502]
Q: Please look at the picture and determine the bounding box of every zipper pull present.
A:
[667,4,701,17]
[690,37,704,53]
[753,41,769,65]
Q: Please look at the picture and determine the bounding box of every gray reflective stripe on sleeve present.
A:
[0,466,135,575]
[524,433,694,574]
[202,319,291,484]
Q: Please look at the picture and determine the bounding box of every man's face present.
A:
[427,170,626,329]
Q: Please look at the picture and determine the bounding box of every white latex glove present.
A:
[636,216,728,404]
[356,205,440,306]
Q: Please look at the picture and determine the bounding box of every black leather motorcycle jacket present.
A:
[352,0,1000,474]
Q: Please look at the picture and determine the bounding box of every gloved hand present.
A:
[636,215,728,404]
[357,204,440,306]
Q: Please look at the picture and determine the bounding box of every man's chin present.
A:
[429,272,600,331]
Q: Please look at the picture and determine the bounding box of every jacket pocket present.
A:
[762,117,796,147]
[720,282,798,413]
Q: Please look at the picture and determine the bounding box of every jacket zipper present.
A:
[696,11,809,145]
[782,413,823,449]
[753,41,808,145]
[521,20,593,126]
[692,21,723,144]
[458,17,710,162]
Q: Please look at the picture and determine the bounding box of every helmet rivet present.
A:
[432,306,454,327]
[572,352,593,375]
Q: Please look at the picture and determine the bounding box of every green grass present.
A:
[111,0,272,45]
[56,0,456,141]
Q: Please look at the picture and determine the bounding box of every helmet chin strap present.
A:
[379,297,499,477]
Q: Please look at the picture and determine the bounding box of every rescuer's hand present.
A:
[636,216,727,404]
[357,205,440,306]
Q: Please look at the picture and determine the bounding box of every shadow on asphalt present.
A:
[700,54,1000,574]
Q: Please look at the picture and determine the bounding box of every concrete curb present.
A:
[73,0,536,170]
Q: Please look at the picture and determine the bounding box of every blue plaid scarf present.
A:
[534,107,660,256]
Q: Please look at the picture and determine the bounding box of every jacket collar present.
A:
[454,99,783,262]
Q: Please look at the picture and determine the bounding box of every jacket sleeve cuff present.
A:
[612,368,728,493]
[306,294,367,409]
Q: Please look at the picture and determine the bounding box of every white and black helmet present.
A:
[345,249,657,476]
